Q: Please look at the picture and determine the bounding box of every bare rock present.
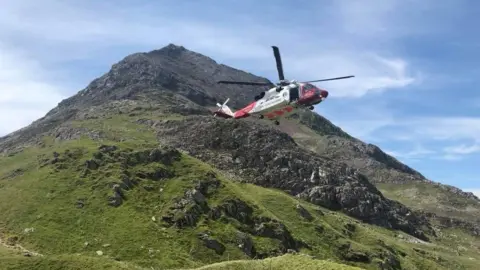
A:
[155,117,434,241]
[99,145,118,153]
[75,199,85,208]
[6,236,18,246]
[161,177,219,228]
[296,204,313,221]
[108,184,123,207]
[236,232,256,257]
[314,225,324,234]
[85,159,99,170]
[376,251,402,270]
[197,232,225,255]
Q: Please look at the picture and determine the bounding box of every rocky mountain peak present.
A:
[1,44,478,241]
[153,43,187,55]
[146,43,209,63]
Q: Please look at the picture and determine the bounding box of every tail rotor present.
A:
[216,98,230,109]
[214,98,232,117]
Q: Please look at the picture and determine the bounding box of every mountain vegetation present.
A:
[0,44,479,270]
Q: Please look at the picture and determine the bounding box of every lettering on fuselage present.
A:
[256,92,286,112]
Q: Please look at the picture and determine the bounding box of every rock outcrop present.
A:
[1,43,477,241]
[153,116,434,240]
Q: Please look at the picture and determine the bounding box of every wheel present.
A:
[259,115,264,119]
[274,120,280,125]
[309,106,314,110]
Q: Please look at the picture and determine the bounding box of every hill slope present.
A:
[279,110,480,235]
[0,43,479,269]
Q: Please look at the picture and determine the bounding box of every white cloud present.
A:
[444,143,480,155]
[385,144,436,161]
[0,0,466,146]
[0,0,418,97]
[289,52,416,98]
[333,0,468,39]
[406,117,480,141]
[0,43,66,136]
[336,115,480,161]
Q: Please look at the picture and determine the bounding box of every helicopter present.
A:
[213,46,354,125]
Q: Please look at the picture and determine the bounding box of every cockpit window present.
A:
[303,83,316,91]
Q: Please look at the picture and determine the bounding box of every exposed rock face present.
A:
[154,116,434,240]
[162,177,221,228]
[296,204,314,221]
[160,175,307,257]
[419,211,480,236]
[197,232,226,255]
[0,44,270,153]
[1,43,477,240]
[289,110,480,202]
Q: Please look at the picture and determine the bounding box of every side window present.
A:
[300,84,310,95]
[304,84,314,90]
[301,84,316,95]
[289,86,299,101]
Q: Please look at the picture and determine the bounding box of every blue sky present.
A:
[0,0,479,196]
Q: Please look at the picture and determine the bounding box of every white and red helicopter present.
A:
[213,46,354,125]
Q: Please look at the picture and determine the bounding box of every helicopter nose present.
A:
[320,90,329,98]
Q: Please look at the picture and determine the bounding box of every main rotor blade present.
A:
[217,80,271,86]
[272,46,285,81]
[303,75,355,83]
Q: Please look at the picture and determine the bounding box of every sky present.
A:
[0,0,479,196]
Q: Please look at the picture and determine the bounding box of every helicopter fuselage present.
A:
[213,45,352,125]
[214,82,328,121]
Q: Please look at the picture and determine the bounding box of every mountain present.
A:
[0,44,479,270]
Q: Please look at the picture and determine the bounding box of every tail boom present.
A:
[213,98,255,119]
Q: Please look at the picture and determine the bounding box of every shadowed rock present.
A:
[155,116,434,241]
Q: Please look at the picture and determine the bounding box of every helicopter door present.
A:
[289,86,299,102]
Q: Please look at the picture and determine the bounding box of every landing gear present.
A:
[259,115,264,119]
[309,106,314,110]
[274,120,280,125]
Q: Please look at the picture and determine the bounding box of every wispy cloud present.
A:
[444,143,480,155]
[0,0,478,191]
[1,2,419,81]
[335,115,480,162]
[0,0,423,137]
[384,144,436,162]
[289,52,416,98]
[0,42,66,136]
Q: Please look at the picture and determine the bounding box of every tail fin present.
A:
[214,98,234,118]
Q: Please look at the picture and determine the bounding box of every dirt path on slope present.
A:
[0,230,43,257]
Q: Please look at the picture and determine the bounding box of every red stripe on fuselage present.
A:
[233,101,257,118]
[283,106,293,112]
[263,106,295,119]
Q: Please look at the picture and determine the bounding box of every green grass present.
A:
[377,182,480,222]
[186,254,363,270]
[1,116,479,270]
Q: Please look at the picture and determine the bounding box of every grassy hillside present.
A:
[0,113,479,270]
[276,111,480,235]
[186,254,363,270]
